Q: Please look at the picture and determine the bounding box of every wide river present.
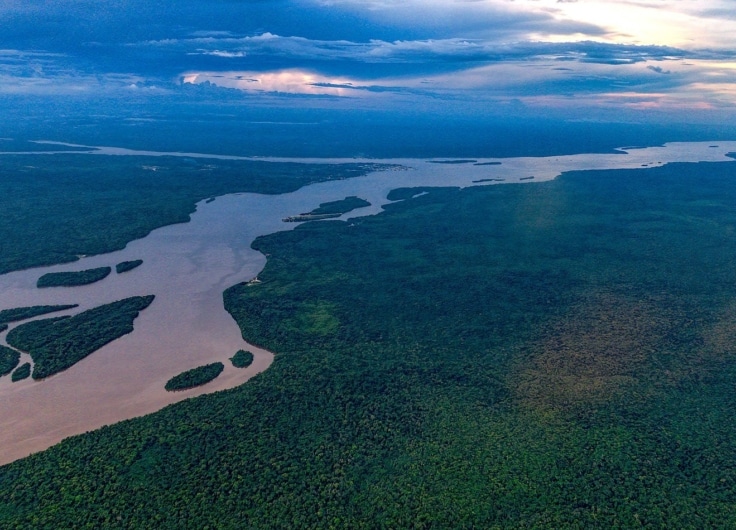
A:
[1,140,735,465]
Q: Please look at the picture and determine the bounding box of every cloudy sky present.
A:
[2,1,736,123]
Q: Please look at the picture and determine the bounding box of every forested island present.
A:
[165,363,225,391]
[11,363,30,383]
[282,196,371,222]
[37,267,111,288]
[2,160,736,526]
[6,296,155,379]
[230,350,254,368]
[115,260,143,274]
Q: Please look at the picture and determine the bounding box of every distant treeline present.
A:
[0,155,392,274]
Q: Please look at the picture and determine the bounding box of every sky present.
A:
[2,1,736,127]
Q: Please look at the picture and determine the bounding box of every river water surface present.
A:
[1,141,735,464]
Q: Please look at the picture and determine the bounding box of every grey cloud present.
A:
[145,33,690,67]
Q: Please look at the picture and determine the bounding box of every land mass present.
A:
[115,260,143,274]
[37,267,111,288]
[0,155,391,274]
[2,160,736,526]
[165,363,225,391]
[282,196,371,222]
[0,346,20,377]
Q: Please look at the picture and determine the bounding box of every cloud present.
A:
[1,0,735,119]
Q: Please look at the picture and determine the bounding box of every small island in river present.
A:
[37,267,111,288]
[283,196,371,222]
[165,362,225,391]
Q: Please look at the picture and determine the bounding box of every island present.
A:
[115,260,143,274]
[11,363,30,382]
[37,267,111,288]
[6,295,155,379]
[230,349,254,368]
[165,362,224,391]
[283,196,371,222]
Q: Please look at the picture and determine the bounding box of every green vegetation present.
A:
[0,155,391,274]
[37,267,111,288]
[165,363,224,391]
[0,346,20,377]
[115,260,143,274]
[2,161,736,526]
[283,196,371,222]
[0,324,6,333]
[230,349,254,368]
[6,296,154,379]
[10,363,30,383]
[0,305,78,325]
[310,196,371,216]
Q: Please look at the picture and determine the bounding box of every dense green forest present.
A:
[37,267,111,288]
[5,296,154,379]
[165,363,225,391]
[10,363,30,383]
[115,260,143,274]
[230,349,254,368]
[0,305,78,324]
[283,196,371,222]
[0,155,390,274]
[0,345,20,377]
[2,161,736,527]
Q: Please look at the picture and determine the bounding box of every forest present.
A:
[115,260,143,274]
[165,363,225,391]
[5,296,155,379]
[0,154,389,274]
[1,160,736,527]
[36,267,111,288]
[230,350,254,368]
[10,363,30,383]
[0,305,78,325]
[282,196,371,222]
[0,345,20,377]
